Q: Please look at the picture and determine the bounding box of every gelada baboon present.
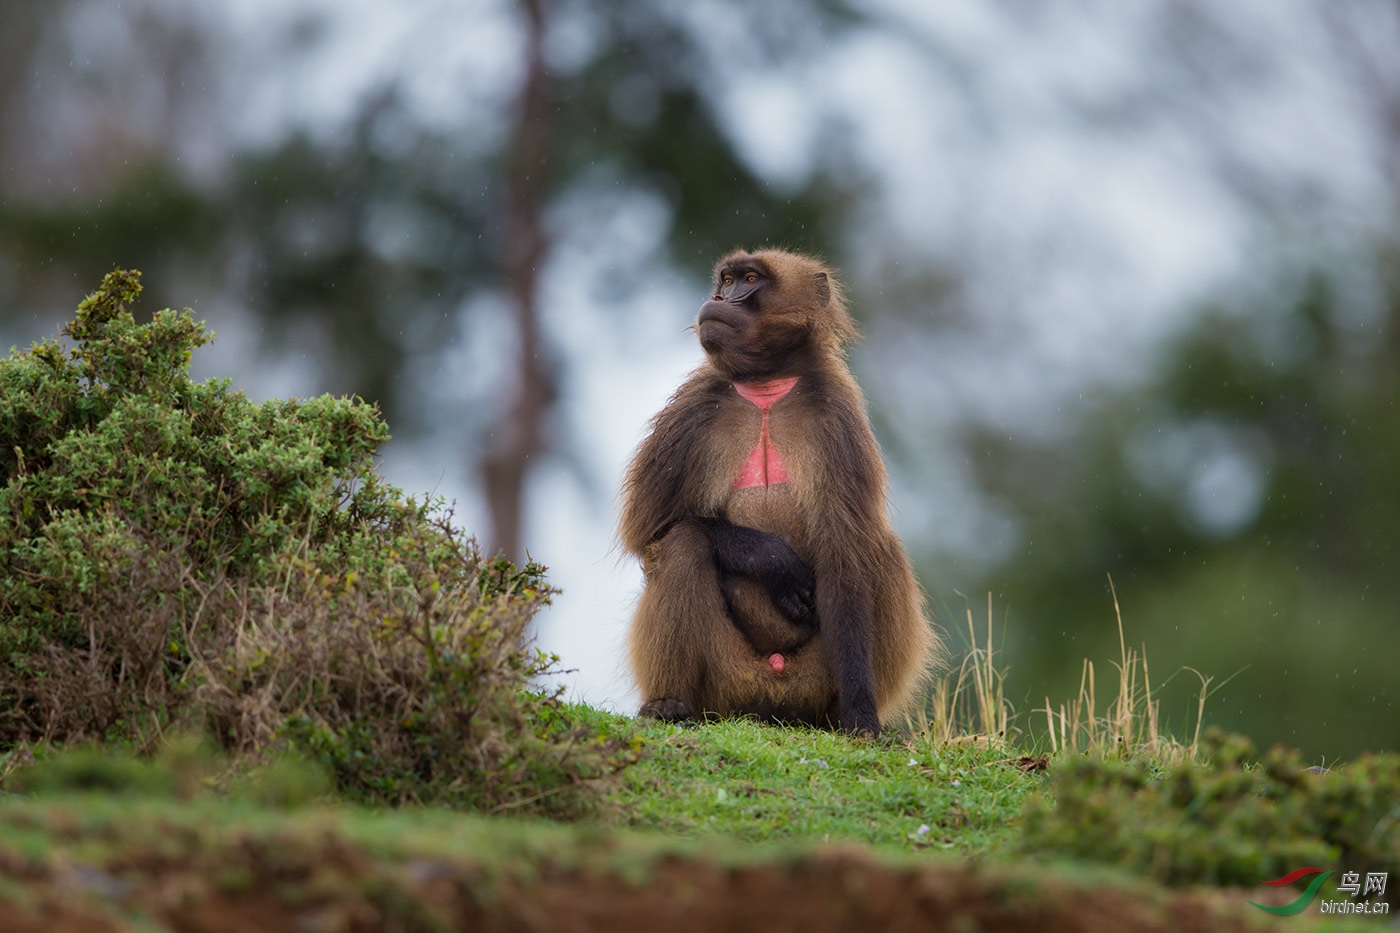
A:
[619,248,937,734]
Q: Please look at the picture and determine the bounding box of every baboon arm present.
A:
[618,379,720,556]
[816,578,880,734]
[807,389,888,735]
[695,518,816,626]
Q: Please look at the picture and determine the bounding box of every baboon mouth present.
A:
[697,319,731,353]
[697,315,732,331]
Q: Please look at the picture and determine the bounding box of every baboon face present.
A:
[695,252,822,381]
[696,256,774,364]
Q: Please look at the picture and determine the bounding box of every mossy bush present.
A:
[1022,728,1399,904]
[0,269,633,815]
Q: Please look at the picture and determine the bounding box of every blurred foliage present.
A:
[0,164,221,319]
[544,1,858,276]
[1023,728,1400,906]
[0,269,635,816]
[0,1,861,430]
[11,743,184,799]
[11,734,332,808]
[224,118,493,421]
[985,251,1400,760]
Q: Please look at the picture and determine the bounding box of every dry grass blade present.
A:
[1032,574,1210,764]
[926,579,1213,765]
[922,593,1011,746]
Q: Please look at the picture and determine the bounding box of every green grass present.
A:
[0,709,1048,866]
[601,716,1039,857]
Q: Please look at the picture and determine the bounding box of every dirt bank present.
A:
[0,842,1279,933]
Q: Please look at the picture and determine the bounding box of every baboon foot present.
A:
[639,697,695,722]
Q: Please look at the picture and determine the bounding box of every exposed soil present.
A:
[0,842,1281,933]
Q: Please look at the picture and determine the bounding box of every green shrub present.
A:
[0,269,634,815]
[1022,728,1399,904]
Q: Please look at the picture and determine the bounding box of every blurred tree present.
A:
[487,0,553,566]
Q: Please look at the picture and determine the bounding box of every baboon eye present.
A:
[745,274,758,284]
[722,276,733,286]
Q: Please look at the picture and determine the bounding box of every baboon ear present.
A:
[813,271,830,306]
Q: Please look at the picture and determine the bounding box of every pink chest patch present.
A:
[731,377,798,490]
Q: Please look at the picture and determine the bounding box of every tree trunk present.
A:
[482,0,554,562]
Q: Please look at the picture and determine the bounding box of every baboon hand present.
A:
[766,559,816,625]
